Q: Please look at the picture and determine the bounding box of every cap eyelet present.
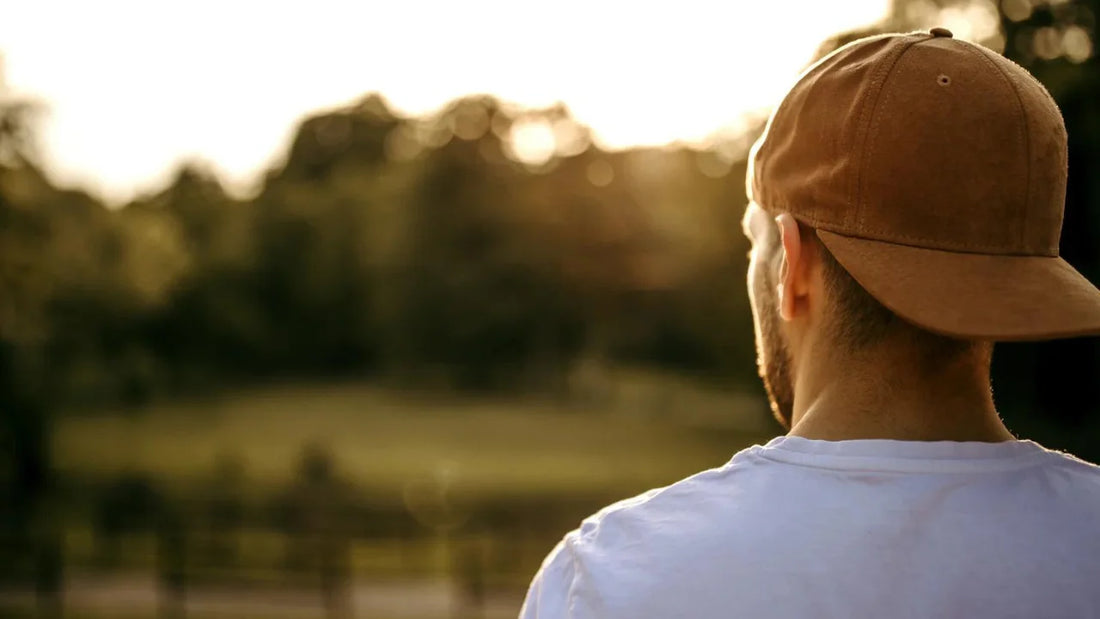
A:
[937,74,951,86]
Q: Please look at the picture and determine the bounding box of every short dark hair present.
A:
[787,222,984,363]
[810,225,901,349]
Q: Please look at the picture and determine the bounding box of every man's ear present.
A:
[775,214,807,322]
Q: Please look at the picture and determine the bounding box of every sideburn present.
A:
[755,248,796,429]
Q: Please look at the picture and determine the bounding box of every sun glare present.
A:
[0,0,890,204]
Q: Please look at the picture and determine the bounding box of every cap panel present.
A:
[971,45,1067,255]
[856,38,1030,254]
[749,34,918,230]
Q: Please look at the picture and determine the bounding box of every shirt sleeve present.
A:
[519,533,579,619]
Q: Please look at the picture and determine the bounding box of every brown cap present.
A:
[747,29,1100,341]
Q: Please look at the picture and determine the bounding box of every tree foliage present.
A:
[1,3,1099,459]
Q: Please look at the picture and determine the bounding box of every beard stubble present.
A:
[754,266,796,429]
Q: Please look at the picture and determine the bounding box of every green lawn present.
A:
[41,378,772,618]
[54,378,773,498]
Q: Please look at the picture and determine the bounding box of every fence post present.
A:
[34,530,63,619]
[157,508,187,619]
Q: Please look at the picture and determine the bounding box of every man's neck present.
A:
[787,340,1014,443]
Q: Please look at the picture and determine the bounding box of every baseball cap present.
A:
[747,28,1100,341]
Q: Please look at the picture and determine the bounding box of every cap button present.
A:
[930,27,953,38]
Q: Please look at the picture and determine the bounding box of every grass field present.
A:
[35,376,774,618]
[53,376,774,499]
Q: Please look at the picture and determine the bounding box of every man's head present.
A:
[744,29,1100,426]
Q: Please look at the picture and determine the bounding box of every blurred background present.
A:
[1,0,1098,617]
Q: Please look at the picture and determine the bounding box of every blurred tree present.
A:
[248,96,398,375]
[132,166,262,389]
[383,98,585,390]
[0,73,58,589]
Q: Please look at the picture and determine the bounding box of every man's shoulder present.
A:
[1041,445,1100,474]
[568,445,778,573]
[1036,444,1100,493]
[522,447,778,617]
[577,445,765,540]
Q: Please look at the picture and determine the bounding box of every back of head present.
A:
[747,28,1100,344]
[755,214,983,370]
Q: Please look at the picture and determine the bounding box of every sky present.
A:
[0,0,891,204]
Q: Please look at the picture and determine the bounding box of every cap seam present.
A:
[818,226,1055,256]
[761,202,1055,256]
[853,34,926,234]
[964,43,1032,251]
[834,226,1051,255]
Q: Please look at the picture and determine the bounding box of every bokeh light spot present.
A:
[1033,26,1064,60]
[1001,0,1033,23]
[695,150,732,179]
[418,120,455,149]
[507,119,556,167]
[937,2,1001,42]
[553,118,590,158]
[586,159,614,187]
[384,125,422,162]
[1063,26,1093,63]
[451,102,490,141]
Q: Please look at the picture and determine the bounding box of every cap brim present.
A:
[816,230,1100,341]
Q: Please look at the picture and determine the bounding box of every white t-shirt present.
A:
[521,436,1100,618]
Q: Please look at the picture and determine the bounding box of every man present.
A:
[520,29,1100,618]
